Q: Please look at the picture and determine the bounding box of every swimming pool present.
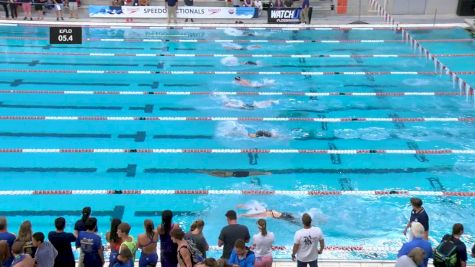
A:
[0,23,474,261]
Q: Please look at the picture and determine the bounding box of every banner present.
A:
[267,7,312,24]
[89,6,257,19]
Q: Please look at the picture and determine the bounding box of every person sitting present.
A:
[227,239,254,267]
[397,222,432,267]
[395,247,425,267]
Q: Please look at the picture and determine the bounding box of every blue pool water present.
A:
[0,24,474,261]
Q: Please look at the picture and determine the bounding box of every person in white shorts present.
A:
[66,0,77,18]
[53,0,63,20]
[291,213,325,267]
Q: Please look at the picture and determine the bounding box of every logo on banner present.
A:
[208,8,220,14]
[267,7,311,23]
[270,9,299,19]
[126,7,140,14]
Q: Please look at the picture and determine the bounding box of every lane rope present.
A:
[0,189,474,197]
[0,148,473,154]
[0,90,467,97]
[2,51,474,58]
[0,116,473,122]
[0,69,455,75]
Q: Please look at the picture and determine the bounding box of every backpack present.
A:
[182,238,204,266]
[433,235,458,267]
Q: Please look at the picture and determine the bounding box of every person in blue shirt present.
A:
[76,218,104,267]
[228,239,255,267]
[397,222,432,267]
[0,217,16,267]
[403,198,429,240]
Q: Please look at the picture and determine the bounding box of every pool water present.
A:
[0,24,474,261]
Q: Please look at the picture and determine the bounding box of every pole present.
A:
[433,8,437,27]
[358,0,362,21]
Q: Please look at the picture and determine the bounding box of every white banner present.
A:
[89,6,257,19]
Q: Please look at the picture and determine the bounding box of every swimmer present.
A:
[220,56,262,67]
[224,98,278,110]
[248,130,274,138]
[222,43,262,51]
[224,99,255,110]
[236,204,297,223]
[234,76,275,88]
[199,170,271,178]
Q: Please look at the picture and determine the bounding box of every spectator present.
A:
[19,0,31,20]
[0,241,10,267]
[198,258,218,267]
[76,218,104,267]
[106,218,122,267]
[65,0,77,19]
[74,207,92,238]
[158,210,180,267]
[434,223,467,267]
[273,0,283,8]
[1,0,9,19]
[48,217,76,267]
[32,0,43,19]
[396,247,425,267]
[403,198,429,240]
[52,0,63,20]
[138,219,158,267]
[185,220,209,258]
[165,0,177,24]
[32,232,58,267]
[300,0,309,24]
[171,228,193,267]
[231,0,239,7]
[11,241,34,267]
[15,221,35,258]
[253,0,262,16]
[397,222,432,267]
[217,259,232,267]
[228,239,255,267]
[183,0,193,22]
[114,246,133,267]
[218,210,250,260]
[117,223,137,263]
[75,207,92,267]
[252,219,274,267]
[291,213,325,267]
[0,217,16,267]
[243,0,252,7]
[8,0,17,19]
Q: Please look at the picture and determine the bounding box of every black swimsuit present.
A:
[232,171,250,177]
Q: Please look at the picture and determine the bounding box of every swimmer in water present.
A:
[199,170,271,178]
[248,130,274,138]
[234,76,274,88]
[222,43,262,51]
[236,204,297,223]
[224,99,278,110]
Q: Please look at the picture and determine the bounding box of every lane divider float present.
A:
[0,189,474,197]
